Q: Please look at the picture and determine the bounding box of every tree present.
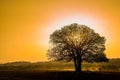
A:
[47,23,108,73]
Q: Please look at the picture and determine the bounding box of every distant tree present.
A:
[47,23,108,73]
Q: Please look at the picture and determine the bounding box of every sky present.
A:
[0,0,120,63]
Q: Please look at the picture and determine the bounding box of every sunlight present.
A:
[38,14,110,55]
[40,15,105,48]
[46,14,110,41]
[47,15,101,35]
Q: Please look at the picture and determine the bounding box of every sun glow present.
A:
[40,14,108,48]
[46,15,105,36]
[39,15,112,59]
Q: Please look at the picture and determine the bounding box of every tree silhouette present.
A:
[47,23,108,73]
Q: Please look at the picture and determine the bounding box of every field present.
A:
[0,71,120,80]
[0,59,120,80]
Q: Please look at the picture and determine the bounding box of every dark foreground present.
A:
[0,71,120,80]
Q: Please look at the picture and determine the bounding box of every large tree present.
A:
[47,23,108,73]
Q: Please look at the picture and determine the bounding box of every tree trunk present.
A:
[77,55,82,73]
[73,56,78,72]
[73,55,82,73]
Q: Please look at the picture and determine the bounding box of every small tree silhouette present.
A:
[47,23,108,73]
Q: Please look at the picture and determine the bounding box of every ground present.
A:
[0,59,120,80]
[0,71,120,80]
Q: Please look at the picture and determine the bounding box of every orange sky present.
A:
[0,0,120,63]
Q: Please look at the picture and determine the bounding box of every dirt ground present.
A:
[0,71,120,80]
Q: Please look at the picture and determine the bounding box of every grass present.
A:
[0,59,120,72]
[0,59,120,80]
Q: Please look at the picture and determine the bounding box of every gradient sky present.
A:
[0,0,120,63]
